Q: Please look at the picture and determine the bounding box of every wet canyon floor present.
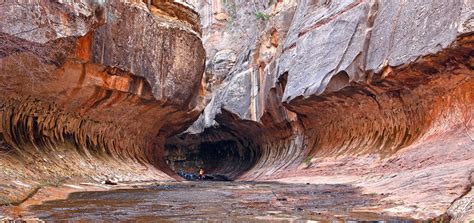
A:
[23,181,412,222]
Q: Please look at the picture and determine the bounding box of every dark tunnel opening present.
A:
[164,128,259,181]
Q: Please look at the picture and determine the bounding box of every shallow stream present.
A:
[26,181,412,222]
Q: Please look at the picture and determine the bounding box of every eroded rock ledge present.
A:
[0,0,472,221]
[0,0,205,204]
[166,0,473,220]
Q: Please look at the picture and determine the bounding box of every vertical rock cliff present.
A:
[166,0,473,220]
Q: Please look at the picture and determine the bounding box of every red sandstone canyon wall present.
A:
[0,0,473,220]
[167,0,473,220]
[0,0,205,203]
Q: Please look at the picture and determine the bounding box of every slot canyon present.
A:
[0,0,473,222]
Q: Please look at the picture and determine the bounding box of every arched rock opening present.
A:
[164,127,259,180]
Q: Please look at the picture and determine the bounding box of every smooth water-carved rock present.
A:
[1,0,473,221]
[0,0,205,204]
[168,0,473,220]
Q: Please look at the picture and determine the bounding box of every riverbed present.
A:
[18,181,412,222]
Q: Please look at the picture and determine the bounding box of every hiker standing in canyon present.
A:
[199,168,205,180]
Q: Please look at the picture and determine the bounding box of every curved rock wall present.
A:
[168,0,473,219]
[0,0,205,203]
[1,0,473,220]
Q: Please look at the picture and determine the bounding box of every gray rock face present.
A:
[185,68,255,134]
[0,1,102,64]
[188,0,470,126]
[280,1,370,101]
[210,49,237,84]
[0,1,101,44]
[221,69,253,119]
[280,0,464,102]
[366,0,462,71]
[460,0,474,33]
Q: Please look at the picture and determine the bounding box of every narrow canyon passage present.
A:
[1,0,473,222]
[164,127,260,179]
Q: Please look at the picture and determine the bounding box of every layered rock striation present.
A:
[0,0,205,204]
[166,0,473,219]
[1,0,473,220]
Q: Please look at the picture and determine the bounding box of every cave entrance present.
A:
[164,131,257,181]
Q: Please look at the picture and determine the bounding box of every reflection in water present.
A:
[28,181,412,222]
